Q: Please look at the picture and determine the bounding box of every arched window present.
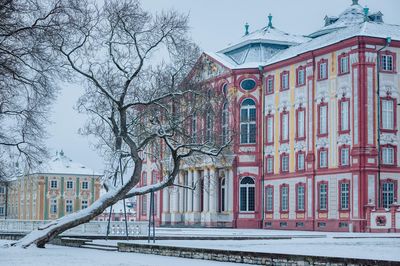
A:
[220,178,226,212]
[191,113,197,142]
[222,102,229,144]
[240,99,256,144]
[205,109,213,142]
[239,177,255,212]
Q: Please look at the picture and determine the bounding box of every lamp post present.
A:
[376,36,391,208]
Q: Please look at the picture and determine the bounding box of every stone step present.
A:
[80,243,118,252]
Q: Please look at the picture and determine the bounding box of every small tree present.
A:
[10,0,229,248]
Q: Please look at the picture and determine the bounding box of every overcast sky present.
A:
[47,0,400,173]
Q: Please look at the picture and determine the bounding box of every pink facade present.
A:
[137,1,400,232]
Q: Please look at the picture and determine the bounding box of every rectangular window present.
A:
[382,182,394,208]
[281,112,289,142]
[297,68,305,86]
[81,200,88,209]
[281,186,289,212]
[82,181,89,190]
[381,55,393,71]
[266,157,274,174]
[319,150,328,168]
[297,153,305,171]
[382,147,395,165]
[50,180,58,189]
[382,99,394,130]
[340,183,350,210]
[0,186,5,194]
[66,181,73,189]
[0,207,4,216]
[266,115,274,144]
[141,195,147,216]
[319,183,328,211]
[281,73,289,90]
[297,185,305,211]
[340,100,349,132]
[281,155,289,172]
[319,104,328,135]
[66,200,73,213]
[265,187,273,212]
[340,56,349,74]
[319,62,327,79]
[267,77,274,94]
[297,109,305,139]
[340,147,350,166]
[50,199,57,214]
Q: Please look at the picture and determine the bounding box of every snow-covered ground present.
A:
[96,229,400,262]
[0,240,248,266]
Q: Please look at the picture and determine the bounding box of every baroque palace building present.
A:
[136,0,400,232]
[1,151,102,220]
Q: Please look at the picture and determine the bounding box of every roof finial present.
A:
[352,0,359,5]
[60,149,64,156]
[244,22,249,35]
[268,13,273,28]
[364,6,370,21]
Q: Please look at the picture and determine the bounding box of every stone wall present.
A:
[118,242,398,266]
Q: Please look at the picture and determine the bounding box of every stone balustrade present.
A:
[0,219,148,236]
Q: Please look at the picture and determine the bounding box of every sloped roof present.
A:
[221,25,310,54]
[309,2,381,38]
[31,151,102,176]
[268,21,400,65]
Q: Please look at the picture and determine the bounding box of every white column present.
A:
[162,187,170,213]
[224,169,229,212]
[193,169,201,213]
[209,167,217,213]
[188,170,193,212]
[228,168,234,212]
[161,187,170,224]
[178,172,184,213]
[172,185,179,213]
[203,168,209,213]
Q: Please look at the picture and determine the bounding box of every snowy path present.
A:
[0,241,248,266]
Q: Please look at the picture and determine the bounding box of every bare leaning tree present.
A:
[8,0,229,248]
[0,0,63,180]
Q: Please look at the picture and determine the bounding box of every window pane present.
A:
[249,124,256,143]
[298,110,305,138]
[248,187,255,211]
[319,105,327,134]
[240,187,247,211]
[341,101,349,131]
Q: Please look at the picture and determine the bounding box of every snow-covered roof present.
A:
[203,2,397,71]
[268,21,400,65]
[31,151,102,176]
[214,15,310,67]
[309,1,382,38]
[221,26,310,54]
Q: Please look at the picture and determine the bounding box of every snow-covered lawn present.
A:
[0,240,248,266]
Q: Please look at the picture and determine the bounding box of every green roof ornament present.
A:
[268,13,273,28]
[352,0,359,5]
[244,23,249,35]
[364,7,369,21]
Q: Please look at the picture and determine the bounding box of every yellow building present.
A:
[6,151,102,220]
